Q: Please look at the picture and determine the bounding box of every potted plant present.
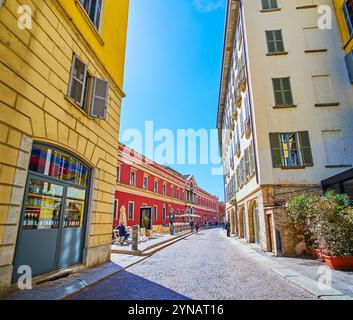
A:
[312,192,353,269]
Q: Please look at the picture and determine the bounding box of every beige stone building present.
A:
[0,0,129,294]
[218,0,353,256]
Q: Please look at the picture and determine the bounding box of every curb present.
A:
[111,232,192,256]
[225,234,353,300]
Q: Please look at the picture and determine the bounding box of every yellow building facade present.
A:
[334,0,353,52]
[334,0,353,83]
[0,0,129,294]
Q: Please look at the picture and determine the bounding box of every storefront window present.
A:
[29,145,89,187]
[23,179,63,230]
[64,188,86,228]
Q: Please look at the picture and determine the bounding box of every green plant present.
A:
[287,193,320,246]
[287,191,353,255]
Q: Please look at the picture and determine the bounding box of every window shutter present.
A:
[269,133,282,168]
[90,77,109,119]
[298,131,314,167]
[68,55,87,106]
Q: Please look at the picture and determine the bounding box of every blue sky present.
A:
[120,0,226,201]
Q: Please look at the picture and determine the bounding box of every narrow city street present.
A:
[68,229,315,300]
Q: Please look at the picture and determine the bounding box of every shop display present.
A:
[63,187,86,229]
[23,179,63,230]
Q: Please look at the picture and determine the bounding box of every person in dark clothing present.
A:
[225,221,231,237]
[195,221,200,233]
[115,223,129,243]
[189,220,195,233]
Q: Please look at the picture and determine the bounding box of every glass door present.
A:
[57,187,86,269]
[12,177,64,283]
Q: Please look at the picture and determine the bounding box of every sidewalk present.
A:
[3,230,193,300]
[225,234,353,300]
[112,231,191,255]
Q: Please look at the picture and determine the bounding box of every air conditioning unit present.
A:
[344,50,353,84]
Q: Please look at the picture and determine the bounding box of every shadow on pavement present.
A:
[68,269,192,300]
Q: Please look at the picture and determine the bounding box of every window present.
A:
[116,166,120,183]
[170,186,174,197]
[68,55,87,107]
[154,181,158,193]
[153,206,158,221]
[80,0,103,30]
[269,132,314,168]
[266,30,285,53]
[162,207,166,220]
[130,171,135,186]
[244,148,250,179]
[68,55,109,119]
[177,189,180,199]
[113,199,118,221]
[143,176,148,190]
[128,202,134,220]
[262,0,278,10]
[343,0,353,37]
[163,184,166,195]
[272,77,294,106]
[280,133,301,167]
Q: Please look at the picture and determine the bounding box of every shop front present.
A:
[12,144,91,283]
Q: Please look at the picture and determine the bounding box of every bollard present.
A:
[131,225,139,252]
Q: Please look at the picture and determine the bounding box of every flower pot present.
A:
[315,249,324,262]
[323,255,353,270]
[307,248,317,259]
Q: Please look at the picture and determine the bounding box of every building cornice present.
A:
[217,0,239,136]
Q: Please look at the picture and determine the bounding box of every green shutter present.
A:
[298,131,314,167]
[269,133,282,168]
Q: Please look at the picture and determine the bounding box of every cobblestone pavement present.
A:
[69,228,315,300]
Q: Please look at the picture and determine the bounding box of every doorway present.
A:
[12,144,90,283]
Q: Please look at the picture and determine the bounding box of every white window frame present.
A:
[80,0,104,31]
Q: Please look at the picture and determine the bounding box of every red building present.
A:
[114,144,221,228]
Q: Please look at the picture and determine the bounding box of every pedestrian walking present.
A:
[189,220,195,233]
[195,221,200,233]
[225,220,231,237]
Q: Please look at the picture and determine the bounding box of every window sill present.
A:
[65,96,94,120]
[266,52,288,56]
[325,164,352,169]
[296,5,318,10]
[74,0,105,46]
[273,104,297,109]
[260,8,281,13]
[304,49,328,53]
[315,102,340,107]
[279,166,306,170]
